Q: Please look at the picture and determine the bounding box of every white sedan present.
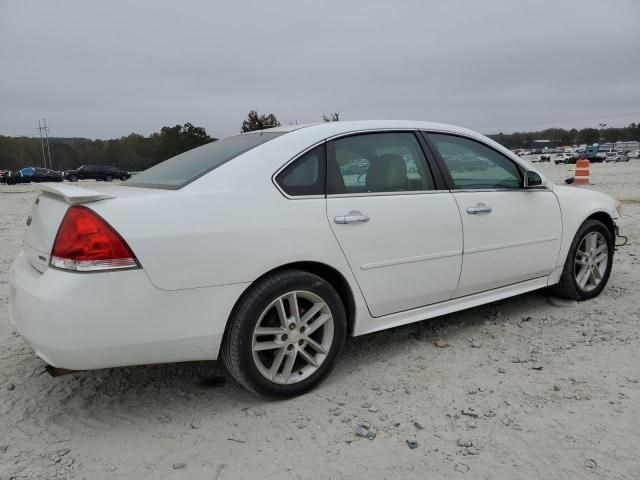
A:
[9,121,621,396]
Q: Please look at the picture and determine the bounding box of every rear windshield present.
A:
[126,131,284,189]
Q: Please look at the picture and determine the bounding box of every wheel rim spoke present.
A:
[275,298,288,328]
[269,348,286,379]
[306,313,331,336]
[306,337,328,355]
[254,341,281,352]
[576,266,590,288]
[298,347,319,368]
[592,265,602,280]
[254,327,286,336]
[286,292,301,323]
[300,302,324,324]
[280,351,296,383]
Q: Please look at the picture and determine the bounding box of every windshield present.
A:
[126,131,284,189]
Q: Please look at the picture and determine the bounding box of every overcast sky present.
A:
[1,0,639,139]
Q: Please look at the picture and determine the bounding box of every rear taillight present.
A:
[50,205,139,272]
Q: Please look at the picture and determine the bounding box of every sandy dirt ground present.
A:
[1,161,639,479]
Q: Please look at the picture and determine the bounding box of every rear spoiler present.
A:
[39,184,115,204]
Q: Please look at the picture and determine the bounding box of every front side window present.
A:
[127,131,284,189]
[428,133,522,189]
[328,132,434,194]
[275,144,325,196]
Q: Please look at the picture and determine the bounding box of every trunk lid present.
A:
[23,183,159,273]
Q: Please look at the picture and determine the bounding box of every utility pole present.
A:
[598,123,607,146]
[37,119,47,168]
[37,119,53,169]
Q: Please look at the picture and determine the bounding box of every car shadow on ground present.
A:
[17,289,553,416]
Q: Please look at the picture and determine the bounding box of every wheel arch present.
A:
[223,261,358,341]
[585,210,616,239]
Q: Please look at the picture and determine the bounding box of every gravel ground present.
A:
[1,161,639,479]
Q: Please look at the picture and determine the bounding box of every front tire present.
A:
[221,270,346,397]
[69,175,78,182]
[552,219,613,301]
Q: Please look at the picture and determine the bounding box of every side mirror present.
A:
[524,171,543,188]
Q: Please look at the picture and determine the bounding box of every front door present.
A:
[426,132,562,297]
[325,131,463,317]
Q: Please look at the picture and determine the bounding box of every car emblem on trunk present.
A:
[26,216,32,226]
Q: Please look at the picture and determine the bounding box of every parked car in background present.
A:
[537,153,551,162]
[553,153,575,164]
[9,120,622,397]
[65,165,131,182]
[582,147,605,163]
[627,150,639,159]
[3,167,64,185]
[605,151,629,163]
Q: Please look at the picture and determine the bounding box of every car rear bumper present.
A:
[9,250,248,370]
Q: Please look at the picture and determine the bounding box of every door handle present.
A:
[466,203,492,215]
[334,211,370,224]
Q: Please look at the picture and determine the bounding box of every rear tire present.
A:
[69,175,78,182]
[221,270,346,397]
[551,219,613,301]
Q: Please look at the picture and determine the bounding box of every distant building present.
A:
[531,139,553,151]
[615,141,640,151]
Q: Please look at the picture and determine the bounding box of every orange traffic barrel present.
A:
[574,158,590,184]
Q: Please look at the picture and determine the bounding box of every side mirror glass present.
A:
[524,171,543,188]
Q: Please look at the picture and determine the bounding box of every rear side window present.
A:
[275,144,325,196]
[127,132,284,189]
[327,132,434,194]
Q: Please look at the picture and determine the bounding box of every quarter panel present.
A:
[91,189,353,292]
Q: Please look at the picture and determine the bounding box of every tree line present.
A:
[488,123,640,149]
[2,111,637,173]
[0,110,340,172]
[0,122,215,173]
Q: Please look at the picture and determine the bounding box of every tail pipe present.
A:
[45,365,83,377]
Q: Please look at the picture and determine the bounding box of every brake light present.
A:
[50,205,139,272]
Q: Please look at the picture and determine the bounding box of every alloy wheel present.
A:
[574,231,608,292]
[251,290,334,385]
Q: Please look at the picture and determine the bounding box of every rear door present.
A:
[425,132,562,297]
[325,131,463,317]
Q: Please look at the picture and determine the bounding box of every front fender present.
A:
[550,184,618,277]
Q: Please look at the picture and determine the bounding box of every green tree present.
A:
[577,128,599,145]
[241,110,281,133]
[157,123,215,160]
